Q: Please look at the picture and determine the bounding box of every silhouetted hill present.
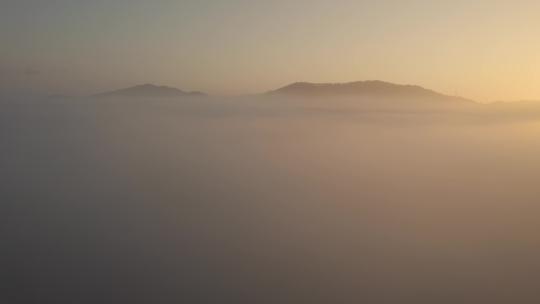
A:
[270,80,473,103]
[95,84,204,98]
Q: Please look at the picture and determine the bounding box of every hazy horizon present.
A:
[3,0,540,101]
[3,79,538,104]
[4,2,540,303]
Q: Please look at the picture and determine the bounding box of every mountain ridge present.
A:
[89,80,475,103]
[269,80,474,103]
[94,84,205,98]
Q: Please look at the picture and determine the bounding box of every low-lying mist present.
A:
[3,95,540,303]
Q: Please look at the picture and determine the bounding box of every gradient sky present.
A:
[2,0,540,101]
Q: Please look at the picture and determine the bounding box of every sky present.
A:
[1,0,540,101]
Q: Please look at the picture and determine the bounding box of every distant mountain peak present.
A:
[95,84,204,98]
[270,80,473,103]
[133,83,164,89]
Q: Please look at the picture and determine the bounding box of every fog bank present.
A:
[3,95,540,303]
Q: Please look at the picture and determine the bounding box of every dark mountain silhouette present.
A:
[95,84,204,98]
[270,80,473,103]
